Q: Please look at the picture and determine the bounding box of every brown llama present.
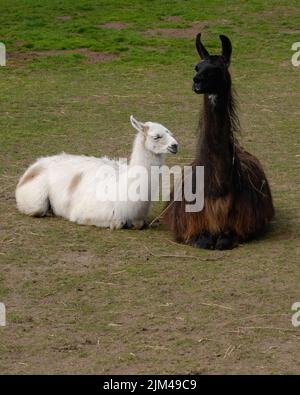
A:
[163,33,274,250]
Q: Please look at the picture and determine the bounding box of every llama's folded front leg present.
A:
[110,219,126,230]
[215,231,236,250]
[194,232,217,249]
[131,219,146,230]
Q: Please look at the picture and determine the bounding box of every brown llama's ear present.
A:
[220,34,232,65]
[195,33,209,59]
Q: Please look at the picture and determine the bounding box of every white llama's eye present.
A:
[153,135,162,140]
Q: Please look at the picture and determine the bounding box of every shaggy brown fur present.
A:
[165,145,274,246]
[163,34,274,249]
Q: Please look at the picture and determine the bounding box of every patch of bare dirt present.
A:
[8,49,119,66]
[15,40,25,47]
[99,21,129,30]
[280,29,300,35]
[248,7,299,20]
[232,27,256,37]
[58,250,100,274]
[146,20,228,38]
[57,16,72,21]
[163,16,182,23]
[280,59,293,68]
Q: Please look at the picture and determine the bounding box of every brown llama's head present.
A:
[193,33,232,95]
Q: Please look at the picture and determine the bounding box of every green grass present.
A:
[0,0,300,374]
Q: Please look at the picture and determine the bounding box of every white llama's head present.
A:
[130,115,178,155]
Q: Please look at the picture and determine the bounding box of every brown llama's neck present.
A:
[196,89,238,197]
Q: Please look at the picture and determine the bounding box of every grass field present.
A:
[0,0,300,374]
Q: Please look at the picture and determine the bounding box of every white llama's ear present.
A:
[130,115,146,133]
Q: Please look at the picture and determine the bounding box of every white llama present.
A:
[16,116,178,229]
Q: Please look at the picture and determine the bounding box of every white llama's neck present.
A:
[127,132,165,205]
[129,132,165,169]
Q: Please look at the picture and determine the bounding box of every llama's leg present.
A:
[215,231,236,250]
[110,219,126,230]
[194,232,217,249]
[131,219,146,230]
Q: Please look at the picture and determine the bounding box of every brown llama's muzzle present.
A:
[192,81,204,94]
